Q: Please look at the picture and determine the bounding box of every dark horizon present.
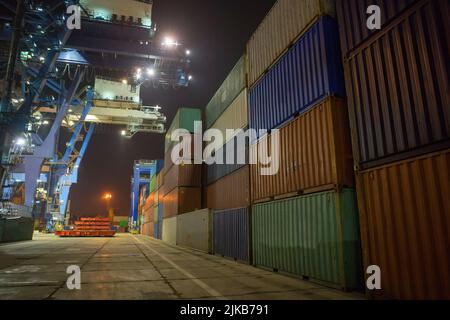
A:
[70,0,276,217]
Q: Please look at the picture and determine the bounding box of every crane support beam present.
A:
[22,71,84,206]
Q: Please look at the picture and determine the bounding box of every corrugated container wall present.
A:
[336,0,417,54]
[208,88,248,147]
[164,134,196,173]
[163,164,202,195]
[206,136,248,185]
[247,0,336,87]
[206,166,250,210]
[252,189,363,290]
[156,170,164,191]
[213,207,250,263]
[341,0,450,169]
[165,108,202,152]
[251,97,354,202]
[177,209,212,253]
[162,217,177,245]
[163,187,201,218]
[356,150,450,299]
[249,16,346,136]
[205,56,246,128]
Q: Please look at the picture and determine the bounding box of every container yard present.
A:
[0,0,449,308]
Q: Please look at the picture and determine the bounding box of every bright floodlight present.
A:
[121,130,126,136]
[122,79,128,85]
[186,49,191,55]
[15,137,26,146]
[188,75,193,81]
[147,68,155,76]
[163,37,177,47]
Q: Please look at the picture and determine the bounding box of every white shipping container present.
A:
[162,216,177,246]
[247,0,335,87]
[176,209,212,253]
[208,89,248,149]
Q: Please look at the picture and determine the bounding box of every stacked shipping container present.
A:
[205,56,252,263]
[247,0,362,290]
[136,0,449,299]
[337,0,450,299]
[141,161,164,238]
[162,108,202,242]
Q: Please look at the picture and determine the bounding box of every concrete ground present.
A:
[0,233,364,300]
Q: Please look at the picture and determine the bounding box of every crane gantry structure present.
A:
[0,0,192,232]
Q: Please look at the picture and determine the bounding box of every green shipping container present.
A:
[205,56,246,128]
[0,217,34,243]
[252,189,362,290]
[165,108,202,152]
[149,175,157,193]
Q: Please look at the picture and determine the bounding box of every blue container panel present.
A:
[206,137,249,185]
[249,16,345,136]
[213,207,250,262]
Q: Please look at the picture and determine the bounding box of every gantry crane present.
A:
[0,0,192,234]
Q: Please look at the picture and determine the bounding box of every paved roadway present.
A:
[0,233,364,300]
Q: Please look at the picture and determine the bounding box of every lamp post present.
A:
[103,193,113,219]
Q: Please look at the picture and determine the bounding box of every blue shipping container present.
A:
[155,203,163,239]
[206,136,249,185]
[249,16,345,137]
[213,207,250,263]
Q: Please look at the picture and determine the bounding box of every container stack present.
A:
[161,108,202,244]
[337,0,450,299]
[204,56,251,263]
[247,0,362,290]
[141,178,155,237]
[153,166,164,239]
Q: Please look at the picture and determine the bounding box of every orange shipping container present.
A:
[141,222,154,237]
[163,163,202,196]
[163,187,201,218]
[156,170,164,191]
[207,166,250,210]
[251,97,354,202]
[357,149,450,299]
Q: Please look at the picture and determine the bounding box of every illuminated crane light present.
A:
[15,138,26,146]
[147,68,155,76]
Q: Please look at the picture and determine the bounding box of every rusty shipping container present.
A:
[342,0,450,169]
[247,0,336,87]
[206,166,250,210]
[164,134,196,173]
[251,97,354,203]
[141,222,154,238]
[163,187,201,218]
[162,164,202,196]
[356,149,450,299]
[213,207,250,263]
[337,0,418,55]
[206,136,249,186]
[156,170,164,191]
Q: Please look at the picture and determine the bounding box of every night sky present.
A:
[70,0,276,217]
